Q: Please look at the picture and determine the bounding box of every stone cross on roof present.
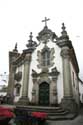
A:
[29,32,33,41]
[42,17,50,27]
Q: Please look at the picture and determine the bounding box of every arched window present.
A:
[16,87,20,96]
[15,83,21,96]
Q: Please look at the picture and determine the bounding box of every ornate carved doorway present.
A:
[39,82,49,106]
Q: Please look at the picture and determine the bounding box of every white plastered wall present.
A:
[29,40,64,103]
[14,64,24,102]
[70,62,80,105]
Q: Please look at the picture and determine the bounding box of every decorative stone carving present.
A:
[55,23,72,49]
[36,17,57,44]
[23,32,38,55]
[37,26,56,44]
[14,72,22,82]
[50,67,60,77]
[37,45,55,69]
[60,48,71,59]
[50,48,55,61]
[31,65,60,105]
[26,32,37,50]
[38,77,51,85]
[52,67,59,73]
[32,69,38,77]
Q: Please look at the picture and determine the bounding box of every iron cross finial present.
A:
[42,17,50,27]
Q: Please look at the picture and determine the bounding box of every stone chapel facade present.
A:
[7,18,80,113]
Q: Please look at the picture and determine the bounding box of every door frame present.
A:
[39,82,49,106]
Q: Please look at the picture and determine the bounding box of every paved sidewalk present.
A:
[47,108,83,125]
[47,116,83,125]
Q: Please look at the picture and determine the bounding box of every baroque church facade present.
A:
[7,18,80,113]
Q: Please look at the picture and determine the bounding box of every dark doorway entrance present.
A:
[39,82,49,106]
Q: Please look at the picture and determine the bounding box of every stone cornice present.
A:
[56,37,72,49]
[36,26,55,44]
[32,67,59,79]
[12,52,32,67]
[9,51,20,57]
[23,48,35,54]
[12,53,25,66]
[24,54,32,63]
[9,51,20,63]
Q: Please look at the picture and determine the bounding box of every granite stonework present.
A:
[31,67,59,105]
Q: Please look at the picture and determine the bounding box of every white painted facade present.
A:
[29,41,63,103]
[9,22,80,111]
[70,62,80,104]
[14,64,24,102]
[14,40,64,104]
[13,39,80,106]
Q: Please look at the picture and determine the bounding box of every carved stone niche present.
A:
[14,71,22,82]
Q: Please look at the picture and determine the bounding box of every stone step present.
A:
[26,108,65,113]
[48,110,68,116]
[1,104,77,120]
[16,105,65,113]
[15,105,77,120]
[17,105,61,110]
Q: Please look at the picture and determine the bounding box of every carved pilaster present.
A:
[61,47,73,97]
[18,54,31,105]
[7,64,16,104]
[60,47,77,113]
[60,48,71,59]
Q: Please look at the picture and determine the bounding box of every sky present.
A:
[0,0,83,83]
